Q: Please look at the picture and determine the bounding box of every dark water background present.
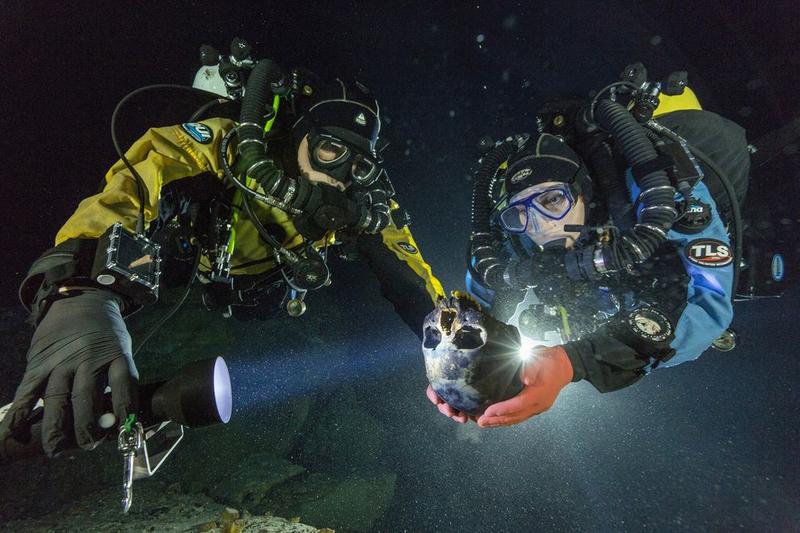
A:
[1,1,799,531]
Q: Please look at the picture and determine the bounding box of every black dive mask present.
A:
[308,129,384,187]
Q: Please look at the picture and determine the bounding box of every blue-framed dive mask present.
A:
[498,184,575,233]
[308,130,384,187]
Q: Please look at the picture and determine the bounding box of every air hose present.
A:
[468,137,525,287]
[585,141,636,232]
[564,99,678,279]
[235,59,313,212]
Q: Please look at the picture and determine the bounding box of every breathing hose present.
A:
[564,99,678,280]
[234,59,315,212]
[468,138,524,287]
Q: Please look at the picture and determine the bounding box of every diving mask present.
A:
[499,184,576,233]
[308,130,383,186]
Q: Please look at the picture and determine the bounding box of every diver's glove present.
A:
[0,287,138,457]
[476,345,573,428]
[293,183,359,241]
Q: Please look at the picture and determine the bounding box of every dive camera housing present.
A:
[91,222,161,305]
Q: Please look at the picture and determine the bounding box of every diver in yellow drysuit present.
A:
[0,58,444,457]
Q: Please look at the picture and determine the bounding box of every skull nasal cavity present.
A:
[440,309,456,335]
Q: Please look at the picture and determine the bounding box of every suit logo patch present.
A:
[686,239,732,267]
[181,122,213,144]
[627,307,672,343]
[355,112,367,126]
[396,241,418,254]
[510,168,532,184]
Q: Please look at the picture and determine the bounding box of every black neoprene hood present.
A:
[505,133,590,198]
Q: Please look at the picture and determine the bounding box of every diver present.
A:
[0,38,444,459]
[426,65,768,428]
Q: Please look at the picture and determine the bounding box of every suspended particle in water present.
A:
[476,34,485,43]
[738,106,753,117]
[501,69,510,83]
[503,15,518,30]
[448,110,456,118]
[755,220,771,230]
[650,35,662,46]
[746,78,768,91]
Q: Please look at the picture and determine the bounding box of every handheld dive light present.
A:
[0,356,232,463]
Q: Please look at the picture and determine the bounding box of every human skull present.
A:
[422,295,523,416]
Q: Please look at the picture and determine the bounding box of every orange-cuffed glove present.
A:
[476,345,573,428]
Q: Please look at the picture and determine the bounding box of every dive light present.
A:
[0,356,232,463]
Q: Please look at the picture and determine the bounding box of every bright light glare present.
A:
[519,336,546,362]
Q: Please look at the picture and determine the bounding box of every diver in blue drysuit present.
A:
[452,105,750,427]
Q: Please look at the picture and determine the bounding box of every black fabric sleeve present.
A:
[356,232,441,340]
[563,335,649,393]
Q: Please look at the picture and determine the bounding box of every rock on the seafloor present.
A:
[221,507,240,522]
[221,519,245,533]
[282,471,397,532]
[212,453,305,508]
[0,478,321,532]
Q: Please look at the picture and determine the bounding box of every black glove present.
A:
[293,183,358,241]
[0,288,138,457]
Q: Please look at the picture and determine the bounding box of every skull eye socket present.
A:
[453,326,484,350]
[423,326,442,350]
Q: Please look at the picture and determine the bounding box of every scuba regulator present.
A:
[469,63,743,299]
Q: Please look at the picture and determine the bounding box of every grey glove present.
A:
[0,288,138,456]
